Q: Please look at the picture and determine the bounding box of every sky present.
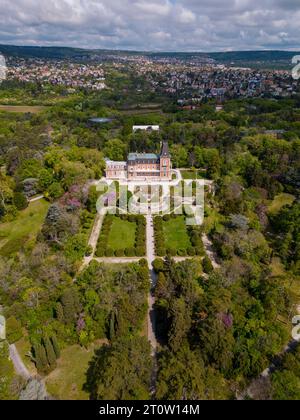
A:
[0,0,300,52]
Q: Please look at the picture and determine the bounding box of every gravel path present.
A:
[202,233,220,269]
[9,344,31,380]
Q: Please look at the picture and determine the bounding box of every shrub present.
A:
[187,247,196,256]
[167,248,177,257]
[136,246,145,257]
[202,256,214,274]
[125,248,136,257]
[6,316,23,344]
[13,192,28,211]
[115,249,125,257]
[152,258,165,273]
[105,248,114,257]
[96,248,105,257]
[157,248,166,257]
[178,248,187,256]
[163,214,171,222]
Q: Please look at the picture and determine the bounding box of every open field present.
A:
[163,216,191,250]
[0,105,46,113]
[45,342,107,400]
[268,193,295,215]
[0,199,49,256]
[107,217,136,251]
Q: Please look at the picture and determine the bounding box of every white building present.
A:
[132,125,160,132]
[0,315,5,341]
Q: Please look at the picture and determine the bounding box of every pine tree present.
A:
[51,335,60,359]
[55,302,64,322]
[34,343,48,374]
[43,336,57,370]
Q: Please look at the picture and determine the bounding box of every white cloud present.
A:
[0,0,299,51]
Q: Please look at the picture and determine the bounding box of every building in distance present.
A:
[106,141,172,181]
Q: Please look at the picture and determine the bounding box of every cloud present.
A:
[0,0,299,51]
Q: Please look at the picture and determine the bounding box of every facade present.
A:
[106,142,172,181]
[132,125,160,132]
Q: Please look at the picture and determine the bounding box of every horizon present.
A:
[1,1,300,52]
[1,42,300,55]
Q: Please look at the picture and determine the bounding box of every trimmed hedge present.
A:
[95,214,146,257]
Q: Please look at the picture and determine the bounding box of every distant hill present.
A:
[0,44,299,69]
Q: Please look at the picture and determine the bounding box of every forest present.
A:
[0,70,299,400]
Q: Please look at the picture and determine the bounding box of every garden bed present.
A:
[95,214,146,257]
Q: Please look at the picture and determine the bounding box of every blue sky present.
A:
[0,0,299,51]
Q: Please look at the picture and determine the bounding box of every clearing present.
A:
[0,199,49,256]
[107,217,137,251]
[45,342,106,400]
[163,216,191,251]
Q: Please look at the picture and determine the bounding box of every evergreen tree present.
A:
[51,335,60,359]
[34,343,48,374]
[43,337,57,370]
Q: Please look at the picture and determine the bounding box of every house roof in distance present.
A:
[160,141,170,157]
[128,153,159,161]
[132,125,160,131]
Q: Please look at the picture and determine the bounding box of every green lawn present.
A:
[45,342,106,400]
[0,199,49,256]
[268,193,295,215]
[181,169,207,180]
[163,216,191,250]
[107,217,136,251]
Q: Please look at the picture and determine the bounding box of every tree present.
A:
[103,139,127,161]
[60,288,81,324]
[33,343,48,374]
[168,297,191,352]
[43,336,57,370]
[202,256,214,274]
[6,316,23,344]
[51,335,60,359]
[84,336,152,400]
[13,192,28,210]
[156,347,206,400]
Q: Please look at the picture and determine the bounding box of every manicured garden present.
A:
[154,214,205,257]
[95,214,146,257]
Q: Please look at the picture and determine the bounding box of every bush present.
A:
[13,192,28,211]
[152,258,165,273]
[163,214,171,222]
[96,248,105,257]
[105,248,114,257]
[136,247,146,257]
[115,249,125,257]
[167,248,177,257]
[195,246,205,256]
[157,248,166,257]
[6,316,23,344]
[178,249,187,256]
[202,256,214,274]
[125,248,136,257]
[187,247,196,256]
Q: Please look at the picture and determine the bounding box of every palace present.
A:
[105,141,172,181]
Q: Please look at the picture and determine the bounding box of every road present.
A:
[146,214,158,354]
[28,195,44,203]
[202,233,220,269]
[9,344,31,380]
